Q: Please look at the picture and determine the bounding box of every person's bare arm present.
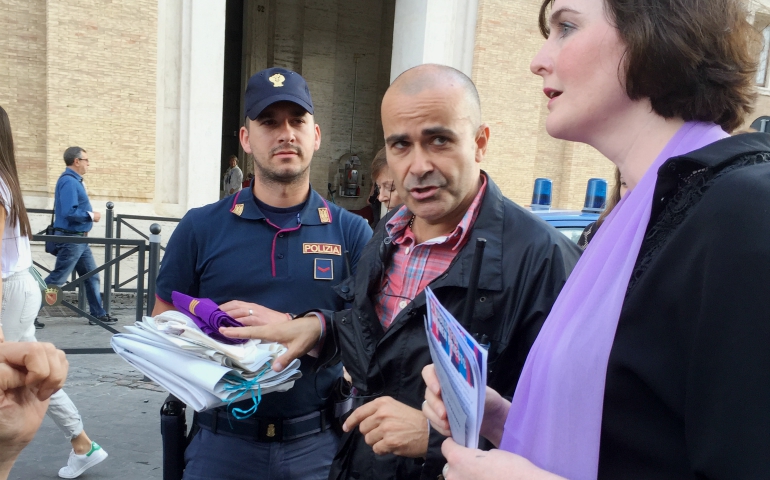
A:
[151,297,178,316]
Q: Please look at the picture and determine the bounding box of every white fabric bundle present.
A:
[111,311,302,412]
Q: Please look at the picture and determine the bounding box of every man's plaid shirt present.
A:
[375,176,488,329]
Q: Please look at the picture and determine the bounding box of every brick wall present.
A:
[45,0,157,204]
[0,0,48,195]
[5,0,157,204]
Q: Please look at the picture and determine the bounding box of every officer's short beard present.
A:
[252,149,310,187]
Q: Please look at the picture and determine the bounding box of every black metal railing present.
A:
[31,234,147,325]
[29,204,166,354]
[112,208,180,294]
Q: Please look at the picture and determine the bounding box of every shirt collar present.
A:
[230,184,334,225]
[63,168,83,182]
[386,174,488,250]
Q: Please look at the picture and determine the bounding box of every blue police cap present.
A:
[244,67,314,120]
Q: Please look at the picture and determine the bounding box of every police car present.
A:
[529,178,605,244]
[532,210,599,244]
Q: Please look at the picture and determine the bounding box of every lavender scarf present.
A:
[499,122,729,479]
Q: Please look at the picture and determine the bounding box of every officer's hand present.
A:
[422,365,451,436]
[343,396,429,458]
[92,211,101,222]
[220,315,321,372]
[219,301,290,326]
[440,438,565,480]
[0,342,68,477]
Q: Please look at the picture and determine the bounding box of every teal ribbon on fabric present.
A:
[222,363,271,423]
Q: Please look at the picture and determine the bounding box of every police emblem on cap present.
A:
[314,258,334,280]
[318,208,331,224]
[269,73,285,87]
[231,204,244,216]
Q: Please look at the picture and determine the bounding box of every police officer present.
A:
[152,67,372,480]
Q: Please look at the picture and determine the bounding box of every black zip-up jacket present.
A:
[316,174,582,480]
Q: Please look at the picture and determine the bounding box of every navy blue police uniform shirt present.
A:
[156,186,372,418]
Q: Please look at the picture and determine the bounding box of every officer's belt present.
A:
[195,408,333,443]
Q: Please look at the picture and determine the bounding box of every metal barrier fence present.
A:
[28,204,167,354]
[111,206,181,294]
[30,233,147,326]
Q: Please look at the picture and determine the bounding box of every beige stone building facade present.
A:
[2,0,157,209]
[4,0,769,228]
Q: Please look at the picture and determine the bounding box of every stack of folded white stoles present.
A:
[111,293,301,412]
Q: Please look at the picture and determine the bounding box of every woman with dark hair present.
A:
[0,107,35,345]
[423,0,770,478]
[0,106,109,479]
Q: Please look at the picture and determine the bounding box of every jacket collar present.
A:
[374,171,505,294]
[229,184,334,225]
[667,131,770,169]
[62,168,83,182]
[434,171,504,292]
[649,132,770,225]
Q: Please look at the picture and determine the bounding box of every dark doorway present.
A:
[220,0,245,194]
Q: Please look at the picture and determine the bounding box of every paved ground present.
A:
[8,296,188,480]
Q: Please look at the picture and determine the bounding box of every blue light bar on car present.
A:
[531,178,552,211]
[583,178,607,213]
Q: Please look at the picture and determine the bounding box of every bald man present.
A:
[222,64,581,480]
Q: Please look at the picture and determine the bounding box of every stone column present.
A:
[390,0,479,81]
[155,0,226,215]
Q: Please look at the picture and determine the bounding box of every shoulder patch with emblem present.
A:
[318,207,331,224]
